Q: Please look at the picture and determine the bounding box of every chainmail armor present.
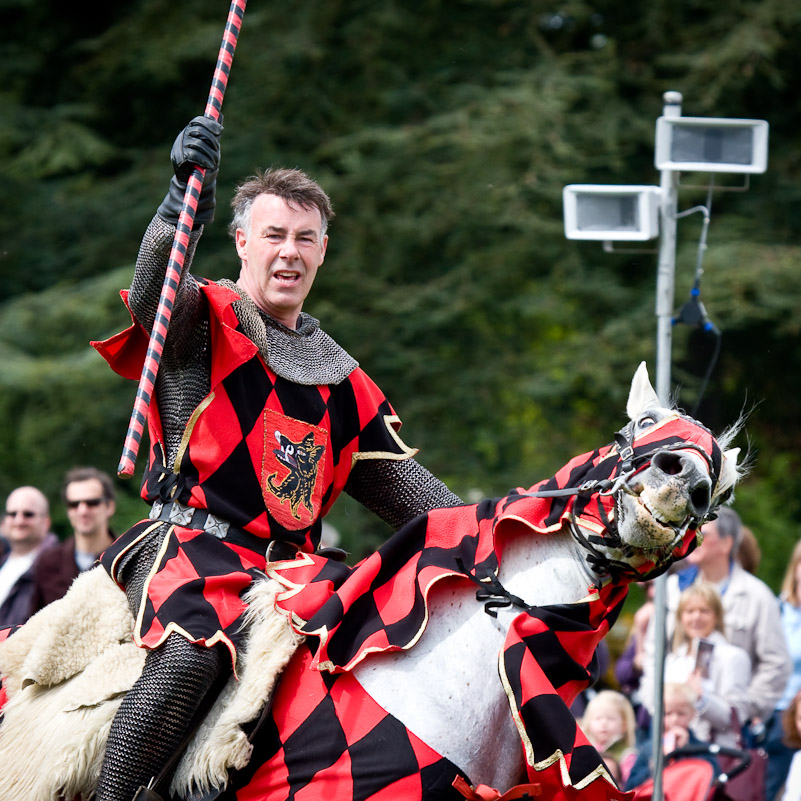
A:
[95,525,230,801]
[344,457,463,531]
[94,632,228,801]
[128,216,211,465]
[218,278,358,385]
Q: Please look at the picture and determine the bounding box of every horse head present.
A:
[616,362,741,549]
[529,362,743,583]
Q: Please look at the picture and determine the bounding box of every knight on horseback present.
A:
[86,114,462,800]
[0,365,743,801]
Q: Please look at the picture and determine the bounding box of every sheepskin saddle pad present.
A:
[0,566,303,801]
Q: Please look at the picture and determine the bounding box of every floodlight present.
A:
[563,185,661,241]
[655,116,768,174]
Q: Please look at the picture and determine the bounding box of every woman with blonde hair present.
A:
[778,540,801,711]
[640,581,751,747]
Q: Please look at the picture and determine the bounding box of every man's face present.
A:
[686,518,732,569]
[3,487,50,554]
[65,478,114,540]
[235,193,328,329]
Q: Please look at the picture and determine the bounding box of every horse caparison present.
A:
[0,363,742,801]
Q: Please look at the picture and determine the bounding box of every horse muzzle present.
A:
[647,448,712,520]
[615,446,713,551]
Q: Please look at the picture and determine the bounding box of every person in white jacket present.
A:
[645,507,790,725]
[641,581,752,746]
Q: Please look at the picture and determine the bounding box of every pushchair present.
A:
[629,743,759,801]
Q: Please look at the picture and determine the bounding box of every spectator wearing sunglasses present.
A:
[29,467,117,615]
[0,486,54,627]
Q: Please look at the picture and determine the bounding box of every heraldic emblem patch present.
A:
[261,408,327,530]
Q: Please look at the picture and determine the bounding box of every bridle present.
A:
[461,420,722,609]
[560,425,717,582]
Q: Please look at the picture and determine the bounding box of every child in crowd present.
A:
[625,683,718,792]
[581,689,637,786]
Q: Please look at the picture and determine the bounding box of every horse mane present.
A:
[715,410,751,502]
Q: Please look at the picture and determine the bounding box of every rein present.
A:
[518,430,716,502]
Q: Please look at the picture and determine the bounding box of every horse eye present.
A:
[638,415,656,428]
[714,487,733,505]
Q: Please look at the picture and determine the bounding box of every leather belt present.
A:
[148,500,298,562]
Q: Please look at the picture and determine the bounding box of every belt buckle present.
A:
[265,541,294,563]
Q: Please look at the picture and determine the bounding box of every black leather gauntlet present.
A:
[157,115,222,227]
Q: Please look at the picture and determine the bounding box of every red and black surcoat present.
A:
[92,280,415,665]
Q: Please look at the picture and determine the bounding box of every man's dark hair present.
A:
[228,168,335,241]
[61,466,116,504]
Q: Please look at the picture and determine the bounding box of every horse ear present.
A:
[717,447,742,497]
[627,362,662,420]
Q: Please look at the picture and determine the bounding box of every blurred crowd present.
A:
[0,467,116,628]
[575,507,801,801]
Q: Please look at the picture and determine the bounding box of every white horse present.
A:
[0,363,741,801]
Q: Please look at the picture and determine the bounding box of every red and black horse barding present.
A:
[210,364,741,801]
[0,365,742,801]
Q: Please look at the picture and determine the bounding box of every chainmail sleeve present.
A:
[128,214,205,347]
[127,214,212,466]
[344,457,463,531]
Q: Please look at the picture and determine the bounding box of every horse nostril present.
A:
[652,450,712,516]
[690,482,711,516]
[651,451,683,476]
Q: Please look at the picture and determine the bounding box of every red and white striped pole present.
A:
[118,0,247,478]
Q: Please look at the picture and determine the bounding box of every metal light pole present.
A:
[650,89,683,801]
[561,89,768,801]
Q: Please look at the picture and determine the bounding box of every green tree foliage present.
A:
[1,0,800,586]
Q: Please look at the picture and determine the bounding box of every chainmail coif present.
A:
[219,278,359,386]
